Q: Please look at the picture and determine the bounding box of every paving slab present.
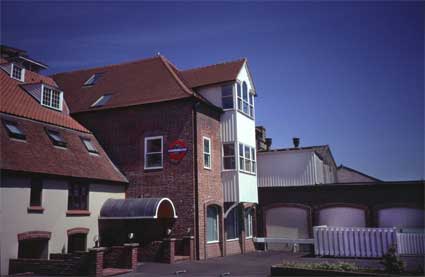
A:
[123,251,425,277]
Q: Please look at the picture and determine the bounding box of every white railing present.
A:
[397,232,425,256]
[313,226,397,258]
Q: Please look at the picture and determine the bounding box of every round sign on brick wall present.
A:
[168,139,187,161]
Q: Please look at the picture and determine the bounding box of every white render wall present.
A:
[0,175,125,275]
[198,62,258,203]
[258,150,326,187]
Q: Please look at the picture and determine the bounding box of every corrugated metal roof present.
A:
[100,198,177,219]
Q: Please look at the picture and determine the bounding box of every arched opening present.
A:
[225,206,240,241]
[207,205,220,243]
[156,198,177,219]
[99,198,177,247]
[17,231,51,259]
[67,228,89,253]
[377,207,424,228]
[317,205,367,227]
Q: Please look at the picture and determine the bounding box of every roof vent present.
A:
[293,137,300,148]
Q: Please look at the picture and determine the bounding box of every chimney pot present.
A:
[293,137,300,148]
[265,138,272,151]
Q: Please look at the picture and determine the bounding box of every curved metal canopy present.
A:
[100,198,177,219]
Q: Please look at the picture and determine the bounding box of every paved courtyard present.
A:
[124,251,424,277]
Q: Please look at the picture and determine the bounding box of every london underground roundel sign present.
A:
[168,139,187,161]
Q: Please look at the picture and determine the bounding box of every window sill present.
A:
[246,236,253,240]
[222,169,237,172]
[239,170,256,176]
[203,166,212,170]
[226,238,239,242]
[66,210,91,216]
[206,241,220,244]
[27,206,44,213]
[237,110,255,120]
[144,167,163,171]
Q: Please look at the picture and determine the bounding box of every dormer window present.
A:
[11,64,25,82]
[3,120,26,140]
[91,94,112,108]
[41,85,63,111]
[81,137,98,154]
[83,73,104,87]
[45,128,67,147]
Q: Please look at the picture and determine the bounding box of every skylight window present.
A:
[41,85,63,111]
[11,64,25,82]
[45,129,67,147]
[83,73,104,86]
[91,94,112,108]
[3,120,26,140]
[81,137,98,153]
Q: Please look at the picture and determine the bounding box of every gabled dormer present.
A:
[0,62,26,82]
[21,83,64,112]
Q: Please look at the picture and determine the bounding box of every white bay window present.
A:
[239,143,256,174]
[223,143,235,170]
[236,81,254,118]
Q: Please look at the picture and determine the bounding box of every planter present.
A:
[270,265,389,276]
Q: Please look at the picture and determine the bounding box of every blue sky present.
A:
[2,1,424,181]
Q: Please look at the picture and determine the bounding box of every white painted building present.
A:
[184,60,258,204]
[258,145,337,188]
[0,50,128,275]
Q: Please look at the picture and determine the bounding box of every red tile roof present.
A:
[180,59,246,88]
[53,56,197,114]
[0,68,127,183]
[1,114,128,183]
[52,56,247,114]
[24,69,57,87]
[0,70,88,132]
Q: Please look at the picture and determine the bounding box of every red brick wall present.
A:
[245,238,256,253]
[74,99,223,260]
[73,99,196,239]
[195,104,224,259]
[226,240,242,255]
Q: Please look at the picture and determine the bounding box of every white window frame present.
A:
[221,84,234,111]
[238,143,256,175]
[249,90,255,118]
[222,142,236,171]
[40,84,63,111]
[207,206,220,243]
[203,137,211,169]
[144,136,163,170]
[245,209,253,239]
[10,63,25,82]
[236,81,255,119]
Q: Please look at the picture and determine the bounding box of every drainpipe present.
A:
[193,100,200,260]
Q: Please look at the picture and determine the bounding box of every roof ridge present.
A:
[51,55,162,76]
[181,58,246,73]
[338,164,381,182]
[158,55,194,97]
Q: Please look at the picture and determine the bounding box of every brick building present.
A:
[0,46,128,275]
[53,55,259,259]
